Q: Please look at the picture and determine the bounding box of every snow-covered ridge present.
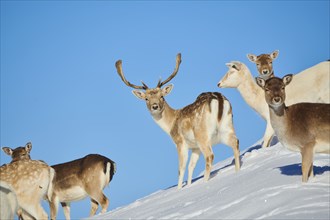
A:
[89,141,330,219]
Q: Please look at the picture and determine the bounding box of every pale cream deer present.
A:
[0,180,18,220]
[0,147,55,219]
[256,75,330,182]
[115,53,240,189]
[2,142,117,220]
[218,61,273,148]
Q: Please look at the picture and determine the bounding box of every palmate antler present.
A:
[115,53,182,90]
[115,60,149,90]
[157,53,182,88]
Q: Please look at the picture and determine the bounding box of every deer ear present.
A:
[247,54,257,63]
[132,90,146,100]
[162,84,173,96]
[226,62,241,71]
[2,147,13,156]
[255,77,266,89]
[25,142,32,152]
[271,50,279,59]
[282,74,293,86]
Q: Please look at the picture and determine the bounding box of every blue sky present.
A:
[1,1,329,219]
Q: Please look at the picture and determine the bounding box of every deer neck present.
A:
[237,68,268,118]
[151,101,177,135]
[268,103,288,139]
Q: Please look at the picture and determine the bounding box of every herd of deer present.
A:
[1,50,329,219]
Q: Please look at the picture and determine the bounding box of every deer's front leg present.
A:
[177,144,188,189]
[301,143,314,182]
[262,120,274,148]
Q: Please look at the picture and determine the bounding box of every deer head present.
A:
[247,50,279,77]
[2,142,32,162]
[256,74,293,108]
[115,53,182,116]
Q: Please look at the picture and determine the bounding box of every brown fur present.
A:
[256,75,330,182]
[2,143,116,220]
[247,50,279,77]
[116,54,240,189]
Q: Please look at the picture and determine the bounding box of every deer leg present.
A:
[301,144,314,182]
[187,148,201,186]
[199,144,214,182]
[177,144,188,189]
[61,202,71,220]
[222,131,240,171]
[262,121,274,148]
[49,194,59,220]
[90,199,99,216]
[89,194,109,215]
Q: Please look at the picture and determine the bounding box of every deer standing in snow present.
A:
[218,60,330,148]
[115,53,240,189]
[256,75,330,182]
[2,142,117,220]
[0,144,55,219]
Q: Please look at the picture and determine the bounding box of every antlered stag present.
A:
[115,53,240,189]
[256,75,330,182]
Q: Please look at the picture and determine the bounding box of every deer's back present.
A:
[52,154,115,190]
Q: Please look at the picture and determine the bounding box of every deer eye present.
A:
[145,98,149,101]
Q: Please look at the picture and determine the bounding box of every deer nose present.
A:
[262,69,269,74]
[152,104,159,110]
[273,97,282,103]
[217,82,222,87]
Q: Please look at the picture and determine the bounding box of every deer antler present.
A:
[157,53,182,88]
[115,60,148,90]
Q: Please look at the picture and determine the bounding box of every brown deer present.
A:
[256,75,330,182]
[0,149,55,219]
[2,142,117,220]
[247,50,279,77]
[115,53,240,189]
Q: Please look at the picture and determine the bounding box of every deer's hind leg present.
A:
[187,148,201,186]
[88,193,109,216]
[222,131,240,171]
[86,179,109,216]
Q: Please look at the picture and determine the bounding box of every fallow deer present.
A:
[218,60,330,148]
[0,152,55,219]
[248,51,330,103]
[247,50,279,77]
[2,142,117,220]
[256,75,330,182]
[0,180,18,220]
[115,53,240,189]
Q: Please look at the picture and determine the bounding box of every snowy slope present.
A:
[90,141,330,220]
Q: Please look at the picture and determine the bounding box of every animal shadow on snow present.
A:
[278,163,330,176]
[207,136,279,180]
[167,137,280,189]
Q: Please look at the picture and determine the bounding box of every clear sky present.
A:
[1,1,329,219]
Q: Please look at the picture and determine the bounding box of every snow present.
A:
[89,140,330,220]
